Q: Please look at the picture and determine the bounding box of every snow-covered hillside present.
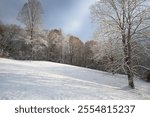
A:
[0,58,149,100]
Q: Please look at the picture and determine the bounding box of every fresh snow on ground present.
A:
[0,58,149,100]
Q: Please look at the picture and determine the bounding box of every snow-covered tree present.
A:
[91,0,150,88]
[47,29,64,62]
[17,0,43,59]
[68,36,84,66]
[0,24,21,57]
[17,0,43,40]
[84,40,99,69]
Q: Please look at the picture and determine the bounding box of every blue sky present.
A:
[0,0,97,41]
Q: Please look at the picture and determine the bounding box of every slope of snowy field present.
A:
[0,58,149,100]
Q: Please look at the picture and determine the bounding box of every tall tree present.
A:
[47,29,64,62]
[17,0,43,41]
[17,0,43,59]
[68,36,84,66]
[91,0,150,88]
[18,0,43,40]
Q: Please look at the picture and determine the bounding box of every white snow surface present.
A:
[0,58,149,100]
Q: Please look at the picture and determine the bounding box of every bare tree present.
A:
[84,40,98,68]
[91,0,150,88]
[47,29,64,62]
[17,0,43,59]
[68,36,84,66]
[17,0,43,40]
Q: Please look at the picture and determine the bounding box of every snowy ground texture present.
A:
[0,58,150,100]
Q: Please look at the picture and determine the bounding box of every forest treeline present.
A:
[0,23,149,82]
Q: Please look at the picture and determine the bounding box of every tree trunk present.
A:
[126,48,134,89]
[121,5,134,89]
[127,24,134,89]
[122,38,134,88]
[127,67,134,88]
[30,27,33,60]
